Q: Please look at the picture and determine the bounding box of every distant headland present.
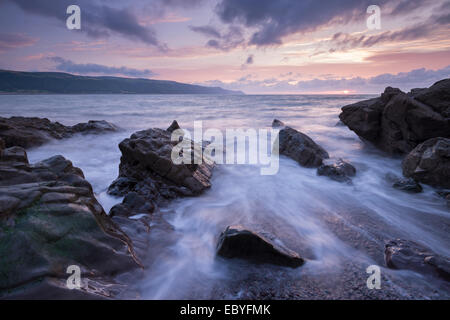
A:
[0,70,244,95]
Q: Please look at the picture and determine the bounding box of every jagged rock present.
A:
[0,148,141,298]
[216,225,304,268]
[167,120,181,133]
[109,192,155,217]
[108,122,214,217]
[0,116,119,149]
[413,79,450,117]
[339,79,450,154]
[385,239,450,281]
[317,158,356,183]
[272,120,329,167]
[272,119,285,128]
[402,137,450,188]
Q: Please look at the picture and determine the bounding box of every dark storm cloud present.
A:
[213,0,438,46]
[49,56,156,77]
[0,32,38,52]
[6,0,165,48]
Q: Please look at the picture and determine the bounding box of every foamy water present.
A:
[1,94,449,299]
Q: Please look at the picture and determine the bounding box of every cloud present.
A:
[199,65,450,93]
[6,0,166,49]
[189,25,221,38]
[0,32,38,52]
[205,26,245,51]
[48,56,156,77]
[320,10,450,53]
[213,0,443,47]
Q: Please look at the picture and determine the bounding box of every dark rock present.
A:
[339,79,450,154]
[317,158,356,183]
[385,239,450,281]
[272,119,285,128]
[0,116,119,149]
[392,178,423,193]
[273,120,329,167]
[216,225,304,268]
[108,122,214,217]
[402,137,450,188]
[0,149,141,297]
[71,120,118,133]
[166,120,181,133]
[413,79,450,117]
[110,192,155,217]
[0,146,28,163]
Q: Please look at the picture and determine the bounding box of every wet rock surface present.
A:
[273,120,329,167]
[0,116,118,149]
[108,122,214,217]
[317,158,356,183]
[339,79,450,154]
[385,239,450,282]
[402,137,450,188]
[386,173,423,193]
[216,225,304,268]
[0,147,140,298]
[392,178,423,193]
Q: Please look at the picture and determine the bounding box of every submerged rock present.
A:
[108,121,214,217]
[339,79,450,154]
[392,178,423,193]
[273,120,329,167]
[402,137,450,188]
[317,158,356,183]
[216,225,304,268]
[385,239,450,281]
[0,147,140,298]
[0,116,119,149]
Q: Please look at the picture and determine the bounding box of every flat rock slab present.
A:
[385,239,450,282]
[0,116,118,149]
[216,225,304,268]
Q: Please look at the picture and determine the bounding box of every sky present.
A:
[0,0,449,94]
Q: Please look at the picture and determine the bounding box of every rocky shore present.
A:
[340,79,450,194]
[0,116,118,149]
[0,76,449,299]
